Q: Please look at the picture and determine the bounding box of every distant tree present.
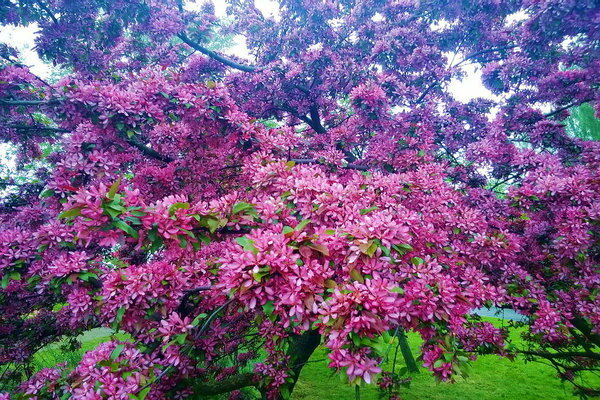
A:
[565,103,600,141]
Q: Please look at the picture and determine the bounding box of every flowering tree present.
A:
[1,0,599,399]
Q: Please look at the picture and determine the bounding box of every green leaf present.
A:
[179,236,187,248]
[105,207,122,219]
[232,201,255,214]
[113,220,139,239]
[282,226,294,235]
[107,178,121,199]
[78,272,98,282]
[113,307,126,329]
[148,227,158,242]
[40,189,55,198]
[349,268,364,283]
[392,243,413,254]
[360,206,379,215]
[169,202,190,215]
[110,344,125,360]
[191,313,207,327]
[365,241,378,257]
[253,269,270,282]
[295,219,310,231]
[137,387,151,400]
[235,236,259,255]
[1,272,21,288]
[262,301,275,315]
[206,217,219,233]
[323,229,336,235]
[380,245,391,257]
[59,206,84,219]
[411,257,424,266]
[61,391,72,400]
[124,216,142,225]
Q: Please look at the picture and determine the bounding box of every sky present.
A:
[0,0,501,178]
[0,0,496,103]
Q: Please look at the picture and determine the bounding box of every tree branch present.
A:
[119,133,174,163]
[544,99,594,119]
[7,125,70,134]
[519,350,600,361]
[453,45,518,68]
[190,372,258,396]
[0,99,59,106]
[291,158,368,171]
[35,0,59,24]
[414,81,438,105]
[177,286,213,315]
[308,105,326,134]
[177,33,257,73]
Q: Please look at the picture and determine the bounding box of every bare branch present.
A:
[519,350,600,361]
[35,0,59,24]
[118,133,174,163]
[414,81,438,105]
[177,33,257,73]
[291,158,368,171]
[0,99,59,106]
[7,125,69,134]
[191,372,258,396]
[308,105,326,134]
[544,98,594,119]
[453,45,518,68]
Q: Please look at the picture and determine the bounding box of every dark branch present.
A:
[308,105,326,134]
[519,350,600,361]
[291,158,368,171]
[544,99,594,119]
[414,81,438,105]
[119,133,174,163]
[177,33,257,73]
[190,372,258,396]
[35,0,59,24]
[454,45,518,68]
[8,125,69,134]
[0,99,59,106]
[177,286,212,315]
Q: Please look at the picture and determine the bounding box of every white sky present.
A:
[0,0,493,103]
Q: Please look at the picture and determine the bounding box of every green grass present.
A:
[32,328,126,371]
[26,321,598,400]
[293,339,578,400]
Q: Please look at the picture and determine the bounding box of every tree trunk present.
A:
[398,329,419,374]
[260,329,321,399]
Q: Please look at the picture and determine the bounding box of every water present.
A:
[473,307,528,322]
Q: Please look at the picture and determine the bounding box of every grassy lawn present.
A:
[28,320,596,400]
[293,340,578,400]
[293,319,593,399]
